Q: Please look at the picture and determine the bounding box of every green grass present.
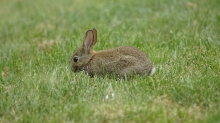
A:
[1,0,220,122]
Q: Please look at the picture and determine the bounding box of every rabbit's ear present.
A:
[92,28,97,46]
[84,29,97,49]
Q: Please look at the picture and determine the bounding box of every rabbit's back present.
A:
[85,46,153,77]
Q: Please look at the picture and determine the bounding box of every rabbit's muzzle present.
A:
[71,65,79,72]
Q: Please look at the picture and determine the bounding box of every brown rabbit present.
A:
[71,28,155,77]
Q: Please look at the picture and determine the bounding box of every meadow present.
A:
[0,0,220,122]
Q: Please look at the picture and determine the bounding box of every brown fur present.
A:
[71,29,154,77]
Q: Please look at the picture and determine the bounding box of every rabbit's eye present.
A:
[73,56,78,62]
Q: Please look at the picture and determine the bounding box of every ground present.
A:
[0,0,220,122]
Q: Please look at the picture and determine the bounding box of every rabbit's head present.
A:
[71,29,97,72]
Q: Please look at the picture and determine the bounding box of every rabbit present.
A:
[71,28,155,78]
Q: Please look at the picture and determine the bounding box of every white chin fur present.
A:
[149,67,156,75]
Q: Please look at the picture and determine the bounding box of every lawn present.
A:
[1,0,220,122]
